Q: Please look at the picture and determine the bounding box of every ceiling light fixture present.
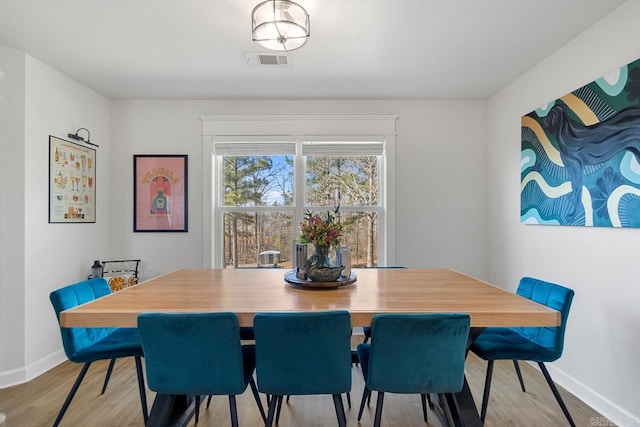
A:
[251,0,310,52]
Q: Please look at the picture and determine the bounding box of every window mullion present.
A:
[293,140,306,240]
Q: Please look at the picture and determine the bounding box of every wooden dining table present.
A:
[60,268,560,427]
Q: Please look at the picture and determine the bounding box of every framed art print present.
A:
[49,135,96,223]
[133,154,188,232]
[521,57,640,227]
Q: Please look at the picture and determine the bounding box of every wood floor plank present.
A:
[0,351,611,426]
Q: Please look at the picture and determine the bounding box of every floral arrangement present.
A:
[298,206,344,248]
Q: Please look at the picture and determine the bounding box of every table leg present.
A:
[446,377,482,427]
[146,394,196,427]
[434,327,485,427]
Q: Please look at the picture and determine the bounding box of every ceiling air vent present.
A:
[244,52,291,67]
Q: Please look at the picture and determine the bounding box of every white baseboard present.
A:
[543,363,640,426]
[0,349,66,389]
[0,365,26,389]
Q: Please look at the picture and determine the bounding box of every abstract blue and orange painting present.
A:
[521,57,640,227]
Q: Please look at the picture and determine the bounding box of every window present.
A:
[201,115,397,269]
[212,140,386,269]
[215,142,295,268]
[304,141,383,268]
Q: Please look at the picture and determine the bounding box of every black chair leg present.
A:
[195,395,201,423]
[427,392,434,409]
[276,394,284,424]
[358,387,370,421]
[229,395,239,427]
[249,377,267,423]
[52,362,91,427]
[101,358,116,394]
[513,360,526,392]
[206,395,213,408]
[373,392,385,427]
[346,392,351,408]
[480,359,494,424]
[265,395,281,427]
[538,362,576,427]
[134,356,148,423]
[420,394,428,422]
[333,394,347,427]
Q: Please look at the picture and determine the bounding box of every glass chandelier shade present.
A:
[251,0,310,51]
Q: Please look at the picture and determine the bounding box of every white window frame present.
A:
[200,116,397,269]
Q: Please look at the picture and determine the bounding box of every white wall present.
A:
[19,55,112,383]
[0,46,26,385]
[111,100,487,280]
[486,1,640,422]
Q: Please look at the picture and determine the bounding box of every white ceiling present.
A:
[0,0,627,100]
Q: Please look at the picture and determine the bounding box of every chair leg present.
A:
[427,393,434,409]
[333,394,347,427]
[420,394,428,422]
[351,349,360,366]
[373,392,385,427]
[249,377,267,423]
[206,395,213,408]
[195,395,201,423]
[134,356,148,423]
[538,362,576,427]
[357,386,370,421]
[346,392,351,408]
[276,394,284,424]
[513,360,526,392]
[480,359,494,424]
[101,358,116,394]
[52,362,92,427]
[265,395,281,427]
[229,395,239,427]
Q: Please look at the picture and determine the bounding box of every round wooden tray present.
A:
[284,271,357,289]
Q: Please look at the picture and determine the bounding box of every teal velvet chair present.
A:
[253,311,353,427]
[469,277,575,426]
[137,312,266,427]
[49,278,148,427]
[357,313,470,427]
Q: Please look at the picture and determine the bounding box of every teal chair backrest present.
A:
[50,278,116,362]
[366,313,470,394]
[254,311,352,396]
[137,312,247,395]
[512,277,574,359]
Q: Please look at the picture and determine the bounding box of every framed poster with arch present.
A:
[133,154,188,232]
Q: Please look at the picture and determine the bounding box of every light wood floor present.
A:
[0,348,609,426]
